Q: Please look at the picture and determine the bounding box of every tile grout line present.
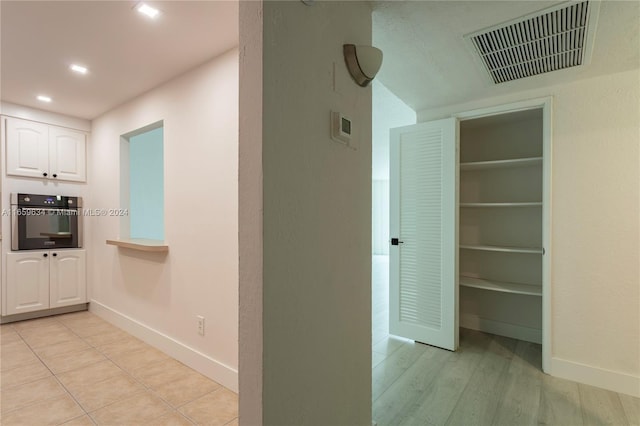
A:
[4,311,237,425]
[12,313,148,424]
[5,316,92,423]
[68,318,224,425]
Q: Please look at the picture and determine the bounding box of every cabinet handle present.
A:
[43,172,48,177]
[52,253,57,257]
[52,173,58,178]
[43,253,48,257]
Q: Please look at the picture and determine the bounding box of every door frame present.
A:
[453,96,552,373]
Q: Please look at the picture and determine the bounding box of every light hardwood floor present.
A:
[372,255,639,426]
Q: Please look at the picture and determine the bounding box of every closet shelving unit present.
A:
[458,110,543,342]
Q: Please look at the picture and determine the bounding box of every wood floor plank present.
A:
[372,340,430,401]
[443,334,518,426]
[619,393,640,426]
[506,340,542,376]
[492,372,542,426]
[538,374,584,426]
[372,254,635,426]
[372,351,387,369]
[397,329,492,426]
[492,340,543,426]
[373,345,449,425]
[579,383,629,426]
[537,373,583,425]
[373,335,411,357]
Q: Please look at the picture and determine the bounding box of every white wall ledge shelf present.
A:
[460,157,543,170]
[460,202,542,208]
[460,276,542,296]
[106,239,169,253]
[460,244,542,254]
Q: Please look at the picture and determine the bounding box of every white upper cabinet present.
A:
[5,117,50,179]
[4,116,87,182]
[49,126,87,182]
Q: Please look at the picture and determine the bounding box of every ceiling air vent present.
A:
[465,1,600,84]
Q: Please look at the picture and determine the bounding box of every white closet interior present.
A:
[458,109,544,344]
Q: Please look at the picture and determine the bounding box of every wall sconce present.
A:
[343,44,383,87]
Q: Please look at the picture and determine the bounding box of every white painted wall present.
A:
[88,49,239,391]
[372,81,415,255]
[372,81,416,182]
[418,68,640,397]
[0,102,91,132]
[240,1,373,423]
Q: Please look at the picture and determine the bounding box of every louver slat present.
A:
[468,1,592,84]
[398,128,443,328]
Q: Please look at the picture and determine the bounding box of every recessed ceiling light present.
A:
[70,64,88,74]
[37,95,52,103]
[137,3,159,19]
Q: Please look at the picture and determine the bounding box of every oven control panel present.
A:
[13,193,81,208]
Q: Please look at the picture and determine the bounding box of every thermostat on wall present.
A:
[331,111,352,145]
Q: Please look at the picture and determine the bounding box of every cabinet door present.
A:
[389,118,459,351]
[49,126,87,182]
[50,250,86,309]
[5,117,50,179]
[6,251,50,315]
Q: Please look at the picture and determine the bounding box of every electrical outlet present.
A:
[197,315,205,336]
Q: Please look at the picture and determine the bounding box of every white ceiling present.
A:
[373,0,640,112]
[1,1,238,120]
[3,1,637,121]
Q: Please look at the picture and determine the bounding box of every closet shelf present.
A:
[460,157,542,170]
[460,202,542,208]
[460,276,542,296]
[460,244,543,254]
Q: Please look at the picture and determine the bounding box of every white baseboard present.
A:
[90,300,238,393]
[550,357,640,398]
[460,314,542,344]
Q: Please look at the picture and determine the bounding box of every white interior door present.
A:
[389,118,459,351]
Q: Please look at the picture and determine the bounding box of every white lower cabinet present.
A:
[6,250,86,315]
[6,251,49,315]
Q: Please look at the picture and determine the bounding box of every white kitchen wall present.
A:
[418,68,640,397]
[239,1,373,423]
[372,81,416,255]
[88,49,239,391]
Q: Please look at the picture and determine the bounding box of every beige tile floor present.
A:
[0,311,238,426]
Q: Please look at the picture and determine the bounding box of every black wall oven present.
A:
[11,193,83,251]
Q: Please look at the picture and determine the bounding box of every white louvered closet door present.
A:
[389,118,458,351]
